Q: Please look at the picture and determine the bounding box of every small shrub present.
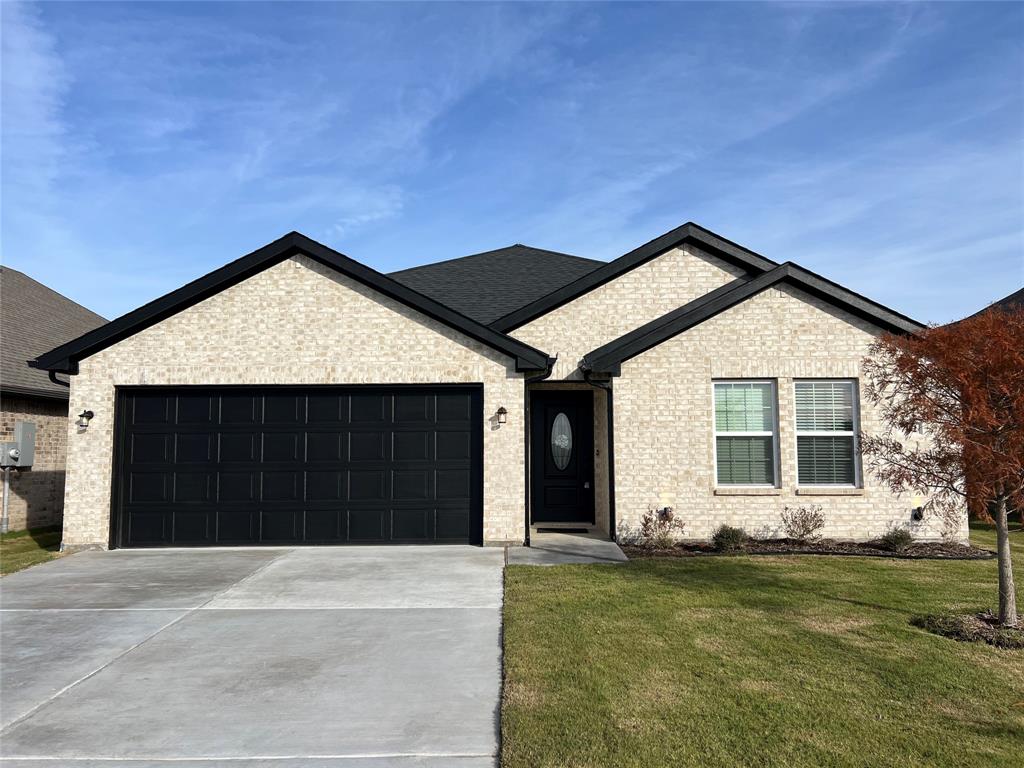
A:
[780,504,825,542]
[911,612,1024,649]
[711,524,748,552]
[878,527,914,552]
[635,506,686,549]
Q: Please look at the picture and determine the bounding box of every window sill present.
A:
[796,487,864,496]
[714,487,782,496]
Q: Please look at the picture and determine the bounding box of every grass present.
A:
[0,526,62,575]
[502,522,1023,767]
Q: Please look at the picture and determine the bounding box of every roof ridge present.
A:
[390,243,601,276]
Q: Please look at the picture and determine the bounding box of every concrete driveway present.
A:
[0,546,504,767]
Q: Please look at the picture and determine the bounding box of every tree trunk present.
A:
[994,497,1018,627]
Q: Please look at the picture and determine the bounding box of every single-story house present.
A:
[31,222,955,550]
[0,267,106,531]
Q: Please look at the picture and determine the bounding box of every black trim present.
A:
[522,357,556,546]
[582,263,926,375]
[582,371,616,542]
[30,232,551,375]
[0,383,71,402]
[489,222,779,332]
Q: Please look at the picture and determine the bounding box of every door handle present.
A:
[583,481,590,489]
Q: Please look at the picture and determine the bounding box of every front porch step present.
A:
[509,531,628,566]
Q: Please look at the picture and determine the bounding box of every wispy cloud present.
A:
[1,1,1021,323]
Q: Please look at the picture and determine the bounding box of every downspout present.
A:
[522,356,557,547]
[582,365,616,542]
[48,371,71,388]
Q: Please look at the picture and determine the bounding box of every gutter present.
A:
[522,356,557,547]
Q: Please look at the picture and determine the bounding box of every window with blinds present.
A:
[714,381,777,485]
[794,380,858,485]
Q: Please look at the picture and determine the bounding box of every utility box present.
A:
[1,421,36,468]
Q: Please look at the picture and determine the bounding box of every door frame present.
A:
[528,388,596,526]
[109,383,485,548]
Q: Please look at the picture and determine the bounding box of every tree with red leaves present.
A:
[861,307,1023,627]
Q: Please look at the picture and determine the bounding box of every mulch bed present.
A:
[622,538,996,560]
[911,611,1024,649]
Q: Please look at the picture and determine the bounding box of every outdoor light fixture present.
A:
[496,407,508,425]
[76,410,94,429]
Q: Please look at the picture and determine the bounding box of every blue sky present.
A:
[2,1,1022,324]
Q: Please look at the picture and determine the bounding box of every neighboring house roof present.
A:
[581,263,926,375]
[389,245,604,325]
[971,287,1024,317]
[0,267,106,400]
[489,222,780,332]
[29,232,552,375]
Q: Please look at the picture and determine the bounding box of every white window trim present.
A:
[712,379,779,488]
[793,379,861,488]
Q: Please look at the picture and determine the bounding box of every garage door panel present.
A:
[307,470,342,501]
[219,433,256,462]
[436,508,471,540]
[350,393,387,423]
[133,395,171,425]
[349,432,385,461]
[175,472,212,503]
[349,508,386,540]
[127,510,167,545]
[115,386,481,546]
[392,508,430,540]
[306,432,343,462]
[177,394,214,424]
[173,510,212,544]
[219,472,256,502]
[262,432,298,461]
[394,431,431,461]
[177,433,213,462]
[220,395,259,424]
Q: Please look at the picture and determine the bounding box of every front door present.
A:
[530,390,594,524]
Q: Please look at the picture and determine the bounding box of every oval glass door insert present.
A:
[551,412,573,470]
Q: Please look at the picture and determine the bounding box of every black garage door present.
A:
[112,386,483,547]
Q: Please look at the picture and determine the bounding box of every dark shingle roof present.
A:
[990,287,1024,312]
[389,245,604,325]
[1,267,106,400]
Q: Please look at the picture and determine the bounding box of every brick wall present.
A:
[512,245,744,379]
[613,284,964,542]
[0,394,70,530]
[62,255,527,548]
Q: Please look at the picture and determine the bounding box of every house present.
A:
[0,267,106,531]
[29,222,954,550]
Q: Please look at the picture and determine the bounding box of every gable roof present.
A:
[389,244,603,325]
[581,263,926,375]
[29,232,552,375]
[1,267,107,400]
[489,222,780,332]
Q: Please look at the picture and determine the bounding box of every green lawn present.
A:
[502,524,1023,767]
[0,526,62,575]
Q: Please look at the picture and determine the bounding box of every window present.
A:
[713,381,777,485]
[794,380,858,486]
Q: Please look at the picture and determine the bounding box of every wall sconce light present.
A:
[76,410,95,429]
[496,407,508,425]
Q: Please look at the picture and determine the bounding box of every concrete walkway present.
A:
[507,531,629,565]
[0,547,504,767]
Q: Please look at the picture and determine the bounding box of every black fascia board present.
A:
[30,232,551,375]
[489,222,779,333]
[581,263,925,375]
